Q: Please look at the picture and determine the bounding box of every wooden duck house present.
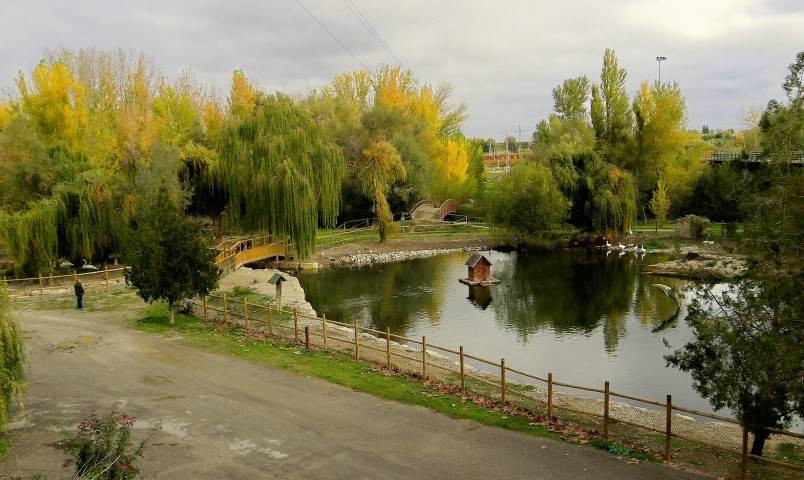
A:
[459,254,500,286]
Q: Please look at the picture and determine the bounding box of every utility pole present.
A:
[656,56,667,83]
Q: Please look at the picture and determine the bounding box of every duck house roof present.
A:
[465,253,492,267]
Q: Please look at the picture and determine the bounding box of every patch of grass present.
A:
[0,438,11,461]
[134,305,559,441]
[588,439,654,462]
[643,240,668,250]
[773,442,804,466]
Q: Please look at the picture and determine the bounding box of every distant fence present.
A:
[3,266,128,295]
[199,292,803,479]
[315,219,492,252]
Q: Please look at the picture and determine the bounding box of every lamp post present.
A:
[656,56,667,83]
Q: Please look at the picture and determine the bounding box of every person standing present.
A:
[74,279,85,310]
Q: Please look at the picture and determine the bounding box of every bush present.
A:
[675,214,710,239]
[63,411,157,480]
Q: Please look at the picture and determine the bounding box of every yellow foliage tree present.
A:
[356,139,406,241]
[16,61,87,150]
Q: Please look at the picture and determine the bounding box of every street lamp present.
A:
[656,56,667,83]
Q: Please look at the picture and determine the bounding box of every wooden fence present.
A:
[199,292,803,479]
[315,220,492,251]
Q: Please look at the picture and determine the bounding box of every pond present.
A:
[299,249,714,414]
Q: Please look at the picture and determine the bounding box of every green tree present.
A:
[355,139,406,241]
[590,49,633,167]
[216,94,345,257]
[489,162,570,236]
[581,158,637,232]
[124,188,221,324]
[648,179,671,228]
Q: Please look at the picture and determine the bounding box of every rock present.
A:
[684,251,701,260]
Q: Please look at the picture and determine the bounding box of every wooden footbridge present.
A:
[213,234,290,272]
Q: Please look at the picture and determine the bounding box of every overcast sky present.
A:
[1,0,802,139]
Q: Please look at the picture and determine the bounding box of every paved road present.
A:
[1,306,701,479]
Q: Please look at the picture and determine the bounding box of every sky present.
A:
[1,0,803,139]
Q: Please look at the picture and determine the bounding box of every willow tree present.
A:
[355,139,405,241]
[216,94,345,257]
[582,158,637,233]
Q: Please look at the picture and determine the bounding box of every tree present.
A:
[489,162,570,236]
[648,180,670,228]
[505,135,518,153]
[632,81,706,207]
[354,139,405,241]
[216,94,345,258]
[124,188,220,324]
[590,49,633,167]
[581,158,637,232]
[666,51,804,456]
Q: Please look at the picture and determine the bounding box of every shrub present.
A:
[63,411,157,480]
[675,214,710,239]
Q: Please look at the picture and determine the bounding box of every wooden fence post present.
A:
[547,372,553,418]
[267,306,273,335]
[38,273,43,296]
[665,394,672,461]
[223,293,228,323]
[459,346,465,391]
[293,309,299,342]
[500,358,506,403]
[73,270,77,282]
[322,314,328,349]
[353,321,359,359]
[421,336,427,379]
[741,418,749,480]
[603,381,610,439]
[304,326,310,349]
[243,298,249,330]
[385,327,391,366]
[203,296,207,319]
[104,265,109,292]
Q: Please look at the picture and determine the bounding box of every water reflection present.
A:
[490,250,677,352]
[467,285,492,310]
[299,249,712,411]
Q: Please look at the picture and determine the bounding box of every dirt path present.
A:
[1,305,701,479]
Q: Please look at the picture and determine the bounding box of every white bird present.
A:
[637,245,646,254]
[79,258,98,271]
[59,259,74,268]
[625,244,637,252]
[617,243,626,251]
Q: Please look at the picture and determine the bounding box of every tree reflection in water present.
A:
[299,250,677,354]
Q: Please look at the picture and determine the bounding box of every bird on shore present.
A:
[637,245,646,254]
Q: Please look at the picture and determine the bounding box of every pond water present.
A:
[299,249,715,414]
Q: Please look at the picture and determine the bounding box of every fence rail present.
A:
[197,292,802,479]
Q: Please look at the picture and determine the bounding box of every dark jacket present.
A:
[74,282,84,296]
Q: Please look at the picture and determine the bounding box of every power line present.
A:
[293,0,367,70]
[343,0,403,67]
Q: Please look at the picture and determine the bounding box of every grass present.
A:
[0,438,10,461]
[588,439,653,462]
[135,304,564,440]
[643,240,669,249]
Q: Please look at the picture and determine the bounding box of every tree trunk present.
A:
[750,427,769,456]
[169,300,175,325]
